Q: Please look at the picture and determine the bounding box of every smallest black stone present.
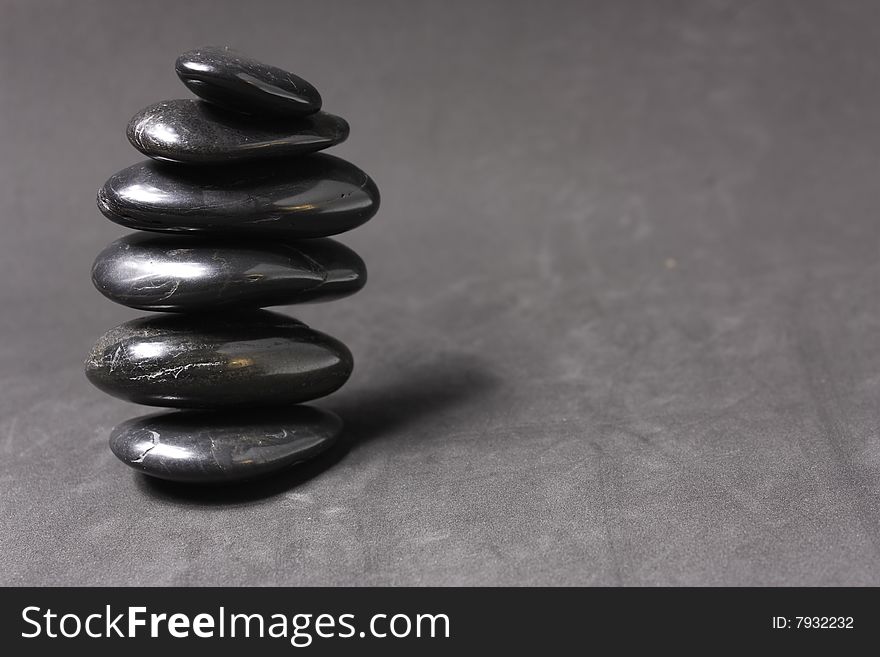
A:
[176,46,322,117]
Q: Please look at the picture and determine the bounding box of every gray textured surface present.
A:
[2,0,880,586]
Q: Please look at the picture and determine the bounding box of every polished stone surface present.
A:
[176,46,322,117]
[110,406,342,483]
[92,234,366,311]
[85,311,352,408]
[127,99,348,164]
[98,154,379,237]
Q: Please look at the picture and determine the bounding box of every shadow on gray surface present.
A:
[135,354,500,505]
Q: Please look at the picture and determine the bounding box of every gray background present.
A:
[2,0,879,586]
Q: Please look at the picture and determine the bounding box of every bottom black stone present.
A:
[109,406,342,483]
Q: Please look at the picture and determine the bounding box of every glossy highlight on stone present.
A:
[176,46,322,117]
[91,234,367,312]
[127,99,348,164]
[97,154,379,237]
[85,311,353,408]
[110,406,341,483]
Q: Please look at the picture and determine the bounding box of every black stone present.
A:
[127,99,348,164]
[175,46,322,117]
[85,311,352,408]
[91,234,366,312]
[110,406,341,483]
[97,154,379,238]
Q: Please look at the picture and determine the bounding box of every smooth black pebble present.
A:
[127,99,348,164]
[175,46,322,117]
[92,234,366,312]
[97,154,379,238]
[110,406,341,483]
[85,311,353,408]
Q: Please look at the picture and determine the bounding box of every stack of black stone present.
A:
[85,47,379,484]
